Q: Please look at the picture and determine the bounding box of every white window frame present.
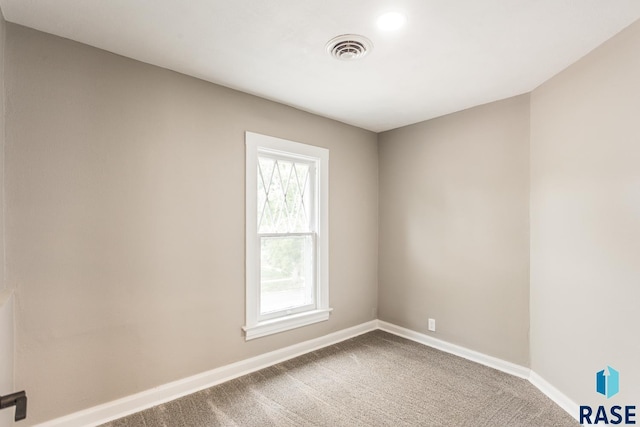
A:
[243,132,331,340]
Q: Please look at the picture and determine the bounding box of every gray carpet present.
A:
[102,330,578,426]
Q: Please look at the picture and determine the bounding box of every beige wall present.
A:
[0,5,5,291]
[0,292,13,427]
[378,95,530,366]
[530,19,640,405]
[0,9,14,427]
[4,24,378,424]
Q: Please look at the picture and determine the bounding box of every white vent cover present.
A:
[326,35,372,61]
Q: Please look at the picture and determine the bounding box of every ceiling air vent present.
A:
[326,35,372,61]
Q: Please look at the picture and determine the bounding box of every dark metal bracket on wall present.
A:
[0,391,27,421]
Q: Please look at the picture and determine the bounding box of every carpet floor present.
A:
[102,330,579,426]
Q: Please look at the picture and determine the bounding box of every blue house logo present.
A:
[580,366,635,424]
[596,366,620,399]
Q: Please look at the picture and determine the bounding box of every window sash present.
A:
[258,232,317,322]
[257,151,317,235]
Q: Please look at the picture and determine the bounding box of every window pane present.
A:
[257,156,311,234]
[260,235,314,315]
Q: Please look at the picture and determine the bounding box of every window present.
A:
[243,132,331,340]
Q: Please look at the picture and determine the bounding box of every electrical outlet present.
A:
[428,318,436,332]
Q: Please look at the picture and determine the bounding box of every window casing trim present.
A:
[242,308,333,340]
[244,132,330,340]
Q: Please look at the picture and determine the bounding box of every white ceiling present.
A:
[1,1,639,132]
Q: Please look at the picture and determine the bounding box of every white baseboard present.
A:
[37,319,578,426]
[377,320,531,379]
[37,320,378,427]
[529,371,579,421]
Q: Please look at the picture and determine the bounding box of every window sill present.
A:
[242,308,333,341]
